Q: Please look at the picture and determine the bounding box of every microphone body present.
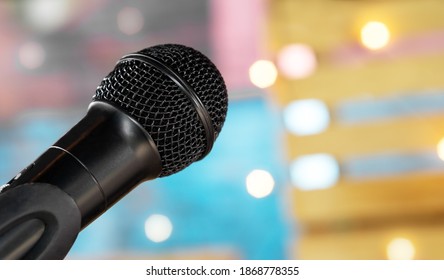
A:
[2,101,161,228]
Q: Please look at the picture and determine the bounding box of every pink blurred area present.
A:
[210,0,267,90]
[0,0,265,120]
[0,0,267,121]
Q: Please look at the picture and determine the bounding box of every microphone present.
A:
[0,44,228,259]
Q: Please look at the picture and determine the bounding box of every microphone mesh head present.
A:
[93,44,228,177]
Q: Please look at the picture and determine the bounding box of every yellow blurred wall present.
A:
[268,0,444,259]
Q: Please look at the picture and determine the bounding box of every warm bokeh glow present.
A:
[144,214,173,243]
[249,60,278,88]
[277,44,317,79]
[360,21,390,50]
[437,137,444,161]
[246,169,275,198]
[386,237,415,260]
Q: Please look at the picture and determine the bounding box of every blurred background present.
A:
[1,0,444,260]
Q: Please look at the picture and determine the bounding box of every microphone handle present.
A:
[0,102,162,259]
[2,101,161,228]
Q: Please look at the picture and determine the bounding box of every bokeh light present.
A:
[144,214,173,243]
[436,137,444,161]
[386,237,416,260]
[249,60,278,88]
[290,154,340,191]
[117,7,145,36]
[18,41,46,70]
[360,21,390,50]
[283,99,330,136]
[246,169,275,198]
[21,0,72,33]
[277,43,317,79]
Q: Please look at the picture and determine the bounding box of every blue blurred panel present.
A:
[337,90,444,124]
[15,118,71,163]
[70,97,290,259]
[0,114,76,183]
[141,97,290,259]
[68,207,123,257]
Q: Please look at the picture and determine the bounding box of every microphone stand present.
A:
[0,183,81,259]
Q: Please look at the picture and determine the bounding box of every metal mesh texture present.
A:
[93,44,228,177]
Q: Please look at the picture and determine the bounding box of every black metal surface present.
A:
[94,44,228,176]
[118,53,216,159]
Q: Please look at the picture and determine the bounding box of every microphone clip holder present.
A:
[0,183,81,259]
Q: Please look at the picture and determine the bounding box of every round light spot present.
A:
[277,44,317,79]
[117,7,144,35]
[437,137,444,161]
[387,237,415,260]
[144,214,173,243]
[360,21,390,50]
[249,60,278,88]
[18,41,46,70]
[283,99,330,136]
[290,154,340,190]
[22,0,72,33]
[246,169,275,198]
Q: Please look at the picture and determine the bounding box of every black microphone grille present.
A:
[93,44,228,177]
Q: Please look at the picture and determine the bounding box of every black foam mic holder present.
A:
[0,182,81,259]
